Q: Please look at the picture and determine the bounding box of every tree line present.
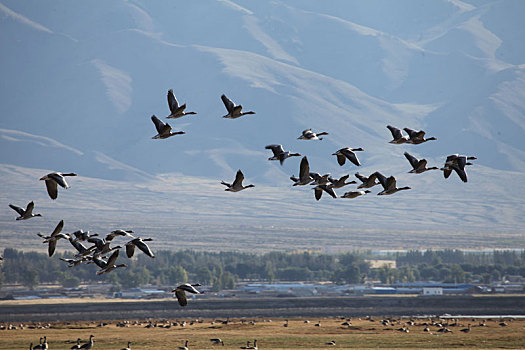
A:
[1,248,524,291]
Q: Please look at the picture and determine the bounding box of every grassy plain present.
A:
[2,316,524,349]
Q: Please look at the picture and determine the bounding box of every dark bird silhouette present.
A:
[265,144,301,165]
[9,201,42,220]
[221,170,255,192]
[221,94,255,118]
[166,89,196,119]
[404,127,437,144]
[404,152,439,173]
[151,115,185,139]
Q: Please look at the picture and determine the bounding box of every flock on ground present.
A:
[10,315,514,350]
[5,90,476,307]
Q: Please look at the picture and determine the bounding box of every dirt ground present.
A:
[2,316,525,349]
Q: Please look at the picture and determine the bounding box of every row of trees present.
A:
[1,248,524,291]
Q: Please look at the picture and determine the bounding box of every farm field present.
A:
[2,316,525,349]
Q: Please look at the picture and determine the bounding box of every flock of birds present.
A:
[5,89,478,350]
[6,89,476,291]
[15,315,514,350]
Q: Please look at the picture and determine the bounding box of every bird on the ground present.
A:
[39,172,77,200]
[125,237,155,258]
[240,341,252,349]
[326,340,336,346]
[441,154,476,183]
[265,144,301,165]
[166,89,196,119]
[246,339,258,350]
[355,172,379,189]
[210,338,224,346]
[37,220,69,257]
[290,156,313,186]
[460,324,471,333]
[313,185,337,200]
[333,147,364,166]
[9,201,42,220]
[94,250,127,275]
[403,127,437,144]
[121,341,132,350]
[221,94,255,119]
[404,152,439,174]
[374,171,411,195]
[341,190,371,199]
[79,335,94,349]
[387,125,409,144]
[221,170,255,192]
[151,115,185,139]
[70,338,82,349]
[172,283,202,306]
[178,340,189,350]
[297,129,328,140]
[327,175,356,189]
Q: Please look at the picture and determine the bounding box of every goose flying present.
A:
[166,89,196,119]
[40,172,77,200]
[151,115,185,139]
[221,94,255,119]
[9,201,41,220]
[221,170,255,192]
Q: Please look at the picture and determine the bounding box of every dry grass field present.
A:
[2,316,524,349]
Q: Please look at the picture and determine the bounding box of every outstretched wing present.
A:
[9,204,25,216]
[385,176,397,191]
[387,125,403,139]
[151,115,166,134]
[45,180,58,200]
[373,171,388,188]
[299,156,310,180]
[404,152,419,168]
[125,242,136,258]
[232,170,244,187]
[176,289,188,306]
[265,144,284,157]
[25,201,35,215]
[314,186,323,201]
[336,154,346,166]
[404,127,425,140]
[106,249,120,266]
[221,94,235,113]
[51,220,64,237]
[341,149,360,166]
[167,89,179,113]
[136,240,155,258]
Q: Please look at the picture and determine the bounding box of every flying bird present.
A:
[313,185,337,200]
[332,147,364,166]
[297,129,328,140]
[404,152,439,173]
[94,249,127,275]
[106,230,135,241]
[403,128,437,144]
[341,190,371,199]
[9,201,42,220]
[172,283,201,306]
[221,170,255,192]
[290,156,313,186]
[386,125,409,144]
[441,154,476,182]
[166,89,197,119]
[37,220,69,257]
[374,171,411,195]
[355,172,379,189]
[125,237,155,258]
[151,115,185,139]
[221,94,255,119]
[327,175,356,189]
[40,172,77,200]
[265,144,301,165]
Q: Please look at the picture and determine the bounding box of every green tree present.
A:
[20,268,38,290]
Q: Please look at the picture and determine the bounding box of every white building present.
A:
[422,287,443,295]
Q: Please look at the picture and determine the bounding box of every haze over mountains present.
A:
[1,0,524,251]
